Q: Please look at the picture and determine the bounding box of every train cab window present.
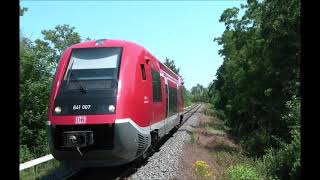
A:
[140,64,146,80]
[151,69,162,102]
[62,47,122,90]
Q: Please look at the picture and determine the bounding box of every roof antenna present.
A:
[95,39,106,45]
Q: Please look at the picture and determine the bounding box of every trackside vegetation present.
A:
[187,0,300,179]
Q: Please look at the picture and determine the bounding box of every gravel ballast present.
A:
[128,105,203,180]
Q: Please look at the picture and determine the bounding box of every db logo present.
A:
[75,116,86,124]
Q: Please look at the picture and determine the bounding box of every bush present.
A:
[258,95,300,180]
[189,132,199,144]
[214,109,226,121]
[262,129,300,180]
[241,129,271,157]
[228,164,262,180]
[204,104,215,117]
[193,160,214,180]
[20,145,34,163]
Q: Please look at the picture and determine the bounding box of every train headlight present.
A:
[108,105,115,112]
[54,106,62,114]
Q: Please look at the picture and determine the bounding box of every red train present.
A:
[47,39,184,167]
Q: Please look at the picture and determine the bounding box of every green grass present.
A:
[19,159,61,180]
[215,151,254,169]
[204,125,226,136]
[183,100,193,108]
[228,164,263,180]
[189,131,199,144]
[213,151,263,180]
[203,103,215,117]
[200,104,267,179]
[185,104,272,179]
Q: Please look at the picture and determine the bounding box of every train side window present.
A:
[169,87,178,116]
[151,69,162,102]
[140,64,146,80]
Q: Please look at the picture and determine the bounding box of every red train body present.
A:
[47,39,184,166]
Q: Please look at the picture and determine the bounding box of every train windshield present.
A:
[63,47,122,90]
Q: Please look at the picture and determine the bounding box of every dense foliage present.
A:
[209,0,300,179]
[190,84,209,102]
[228,164,261,180]
[20,8,82,163]
[163,57,180,76]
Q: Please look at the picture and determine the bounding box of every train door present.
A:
[165,79,169,118]
[164,77,169,133]
[144,57,152,129]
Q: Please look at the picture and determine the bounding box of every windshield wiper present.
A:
[70,73,88,93]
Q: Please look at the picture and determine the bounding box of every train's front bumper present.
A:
[48,121,151,167]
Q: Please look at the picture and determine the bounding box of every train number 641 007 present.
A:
[73,104,91,110]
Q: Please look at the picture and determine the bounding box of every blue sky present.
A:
[20,1,245,90]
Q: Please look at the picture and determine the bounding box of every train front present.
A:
[47,41,145,167]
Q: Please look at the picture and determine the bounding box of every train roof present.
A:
[70,39,145,51]
[69,39,182,83]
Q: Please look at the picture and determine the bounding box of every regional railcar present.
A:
[47,39,184,167]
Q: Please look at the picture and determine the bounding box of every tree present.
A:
[20,23,83,162]
[190,84,208,102]
[212,0,300,154]
[211,1,300,178]
[163,57,180,76]
[20,7,28,16]
[182,86,192,107]
[20,7,51,163]
[84,37,92,41]
[20,36,52,162]
[20,6,28,39]
[39,24,81,65]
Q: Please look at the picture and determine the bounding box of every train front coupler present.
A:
[63,131,94,156]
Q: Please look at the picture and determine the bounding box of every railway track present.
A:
[63,103,202,180]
